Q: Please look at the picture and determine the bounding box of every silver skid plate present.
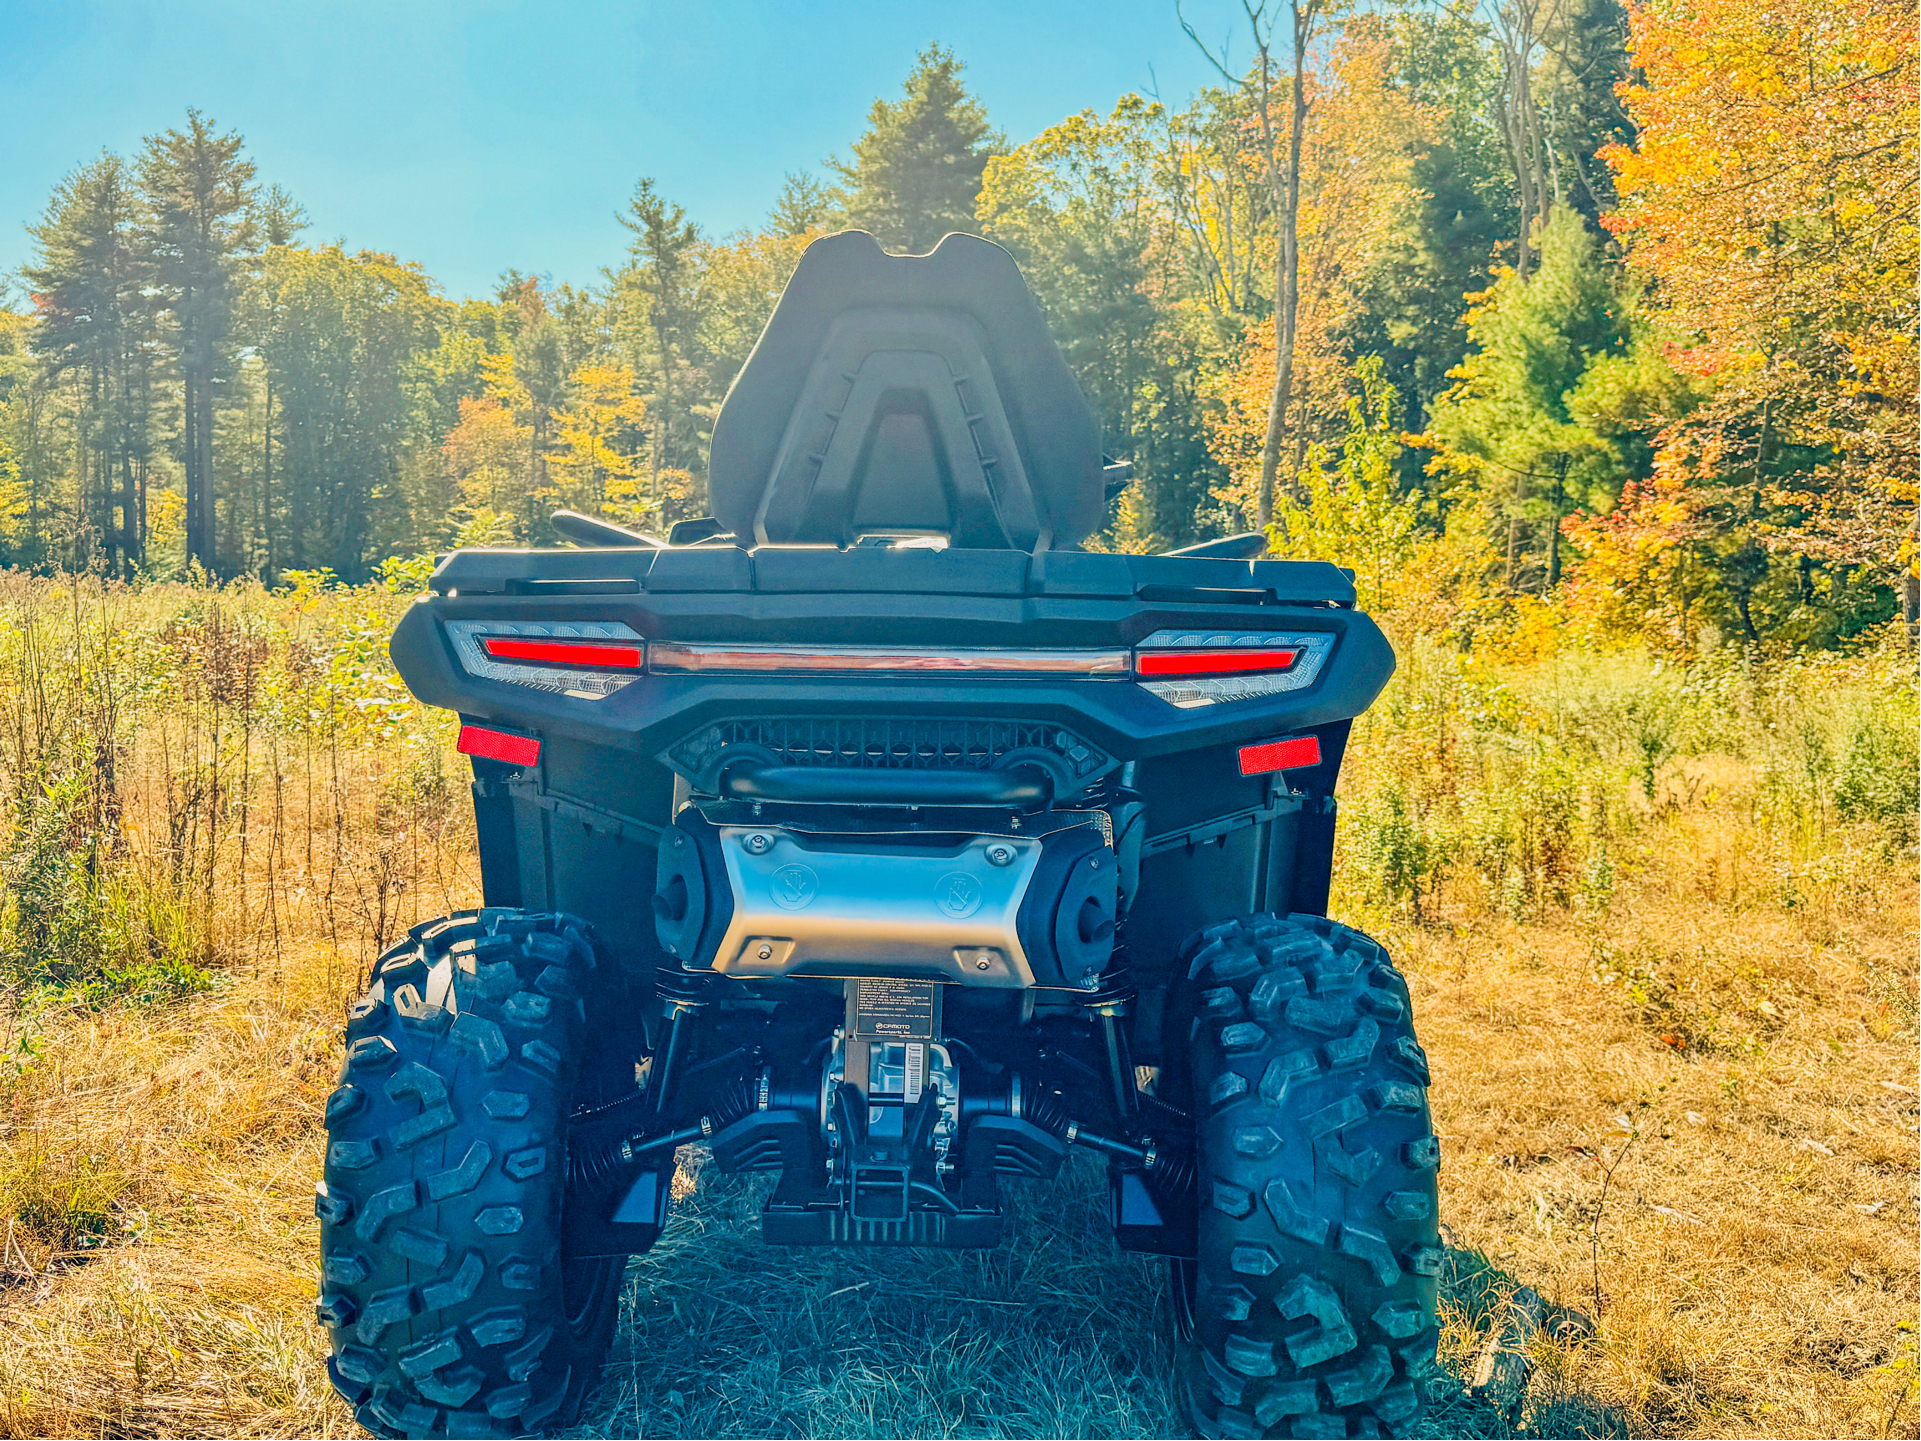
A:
[711,827,1042,986]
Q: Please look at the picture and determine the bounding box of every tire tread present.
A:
[318,909,623,1438]
[1180,913,1441,1438]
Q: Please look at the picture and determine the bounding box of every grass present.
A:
[0,573,1909,1438]
[581,1155,1179,1439]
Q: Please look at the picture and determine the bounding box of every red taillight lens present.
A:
[480,636,643,670]
[457,724,541,767]
[1238,734,1322,775]
[1135,648,1299,678]
[1132,630,1333,709]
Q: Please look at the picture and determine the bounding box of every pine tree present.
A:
[506,281,567,501]
[833,45,1003,253]
[768,172,838,239]
[616,179,704,497]
[138,110,257,573]
[255,183,306,247]
[1423,205,1687,588]
[23,152,155,574]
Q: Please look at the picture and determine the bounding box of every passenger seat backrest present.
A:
[708,231,1105,551]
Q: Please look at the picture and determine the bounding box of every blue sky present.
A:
[0,0,1255,302]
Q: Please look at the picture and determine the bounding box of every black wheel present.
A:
[1169,1255,1200,1343]
[316,909,627,1438]
[1176,914,1441,1439]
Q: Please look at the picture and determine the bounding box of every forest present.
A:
[3,0,1912,655]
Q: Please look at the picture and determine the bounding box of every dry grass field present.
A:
[0,575,1909,1439]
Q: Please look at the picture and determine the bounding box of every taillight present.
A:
[441,618,1334,708]
[1133,630,1334,708]
[479,636,642,669]
[446,620,644,701]
[1134,647,1299,678]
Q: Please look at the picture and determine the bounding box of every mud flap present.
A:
[567,1156,674,1259]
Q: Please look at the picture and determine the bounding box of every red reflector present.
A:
[1136,647,1298,678]
[458,724,541,768]
[480,636,643,669]
[1238,735,1322,776]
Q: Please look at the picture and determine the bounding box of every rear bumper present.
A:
[390,586,1394,764]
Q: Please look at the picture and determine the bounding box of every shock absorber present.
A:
[1081,969,1141,1133]
[646,968,706,1125]
[966,1064,1191,1192]
[569,1070,760,1188]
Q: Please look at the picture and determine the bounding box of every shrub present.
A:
[1834,706,1919,841]
[1351,783,1449,919]
[0,771,210,1004]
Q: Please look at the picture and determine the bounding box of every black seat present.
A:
[707,231,1105,552]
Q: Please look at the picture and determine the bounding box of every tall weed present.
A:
[0,574,466,1007]
[1338,623,1916,922]
[0,771,207,1001]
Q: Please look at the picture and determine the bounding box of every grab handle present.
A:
[718,764,1052,809]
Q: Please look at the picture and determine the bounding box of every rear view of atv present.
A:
[316,230,1441,1438]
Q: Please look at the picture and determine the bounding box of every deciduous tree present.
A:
[254,245,440,576]
[1604,0,1918,628]
[1205,16,1431,528]
[1268,355,1427,610]
[980,96,1230,549]
[1348,1,1515,450]
[1183,0,1344,527]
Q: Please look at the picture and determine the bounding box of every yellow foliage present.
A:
[1267,357,1427,612]
[550,362,649,516]
[1206,19,1434,518]
[441,394,532,538]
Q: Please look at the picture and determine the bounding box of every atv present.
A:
[316,230,1442,1439]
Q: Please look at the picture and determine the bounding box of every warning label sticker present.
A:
[852,978,938,1040]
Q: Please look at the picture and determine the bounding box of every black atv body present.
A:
[319,232,1441,1439]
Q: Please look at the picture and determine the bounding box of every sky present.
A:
[0,0,1257,303]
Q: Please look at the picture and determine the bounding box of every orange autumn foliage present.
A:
[1601,0,1918,591]
[1207,18,1431,520]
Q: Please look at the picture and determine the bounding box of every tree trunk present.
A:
[1905,506,1919,646]
[1546,453,1566,590]
[1495,1,1551,282]
[1256,3,1315,530]
[263,371,275,586]
[1507,470,1525,590]
[183,363,199,566]
[200,371,217,570]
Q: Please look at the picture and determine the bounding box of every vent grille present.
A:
[667,717,1113,789]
